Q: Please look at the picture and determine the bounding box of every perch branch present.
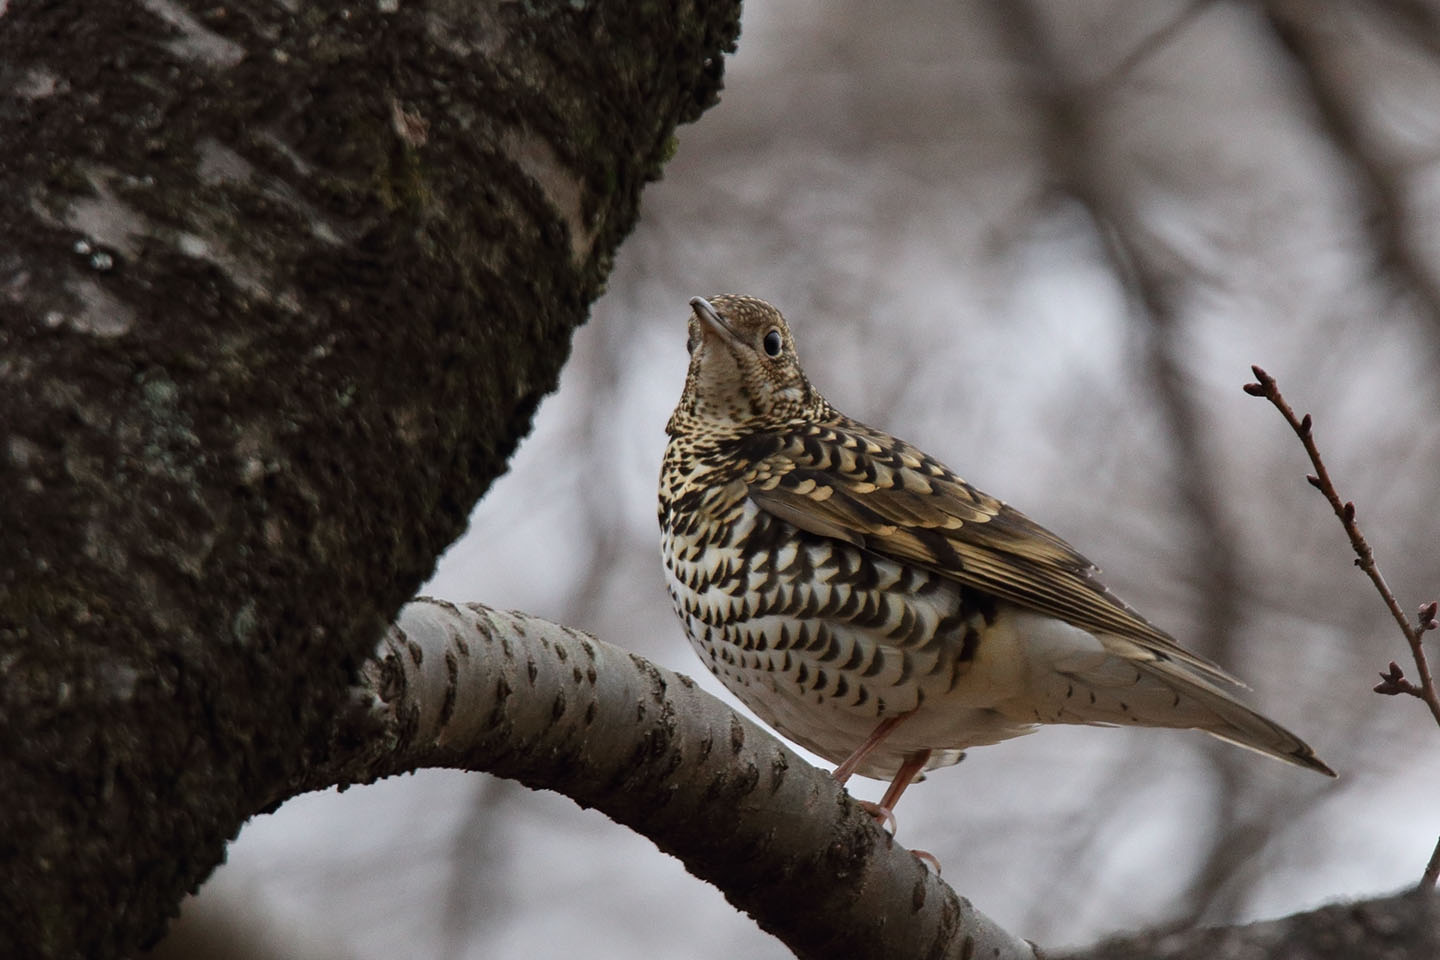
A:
[307,598,1040,960]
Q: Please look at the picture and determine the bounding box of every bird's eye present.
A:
[762,329,783,357]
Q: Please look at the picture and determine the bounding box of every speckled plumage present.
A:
[658,295,1333,806]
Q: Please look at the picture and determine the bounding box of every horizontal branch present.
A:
[305,598,1039,960]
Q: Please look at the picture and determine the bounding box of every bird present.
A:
[657,294,1335,827]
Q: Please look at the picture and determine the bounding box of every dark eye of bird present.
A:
[762,329,783,357]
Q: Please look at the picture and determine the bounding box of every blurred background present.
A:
[156,0,1440,956]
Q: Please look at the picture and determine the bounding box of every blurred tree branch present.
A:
[1264,1,1440,350]
[1064,892,1440,960]
[1423,840,1440,890]
[990,0,1300,924]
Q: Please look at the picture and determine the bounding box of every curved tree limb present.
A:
[303,598,1041,960]
[280,598,1440,960]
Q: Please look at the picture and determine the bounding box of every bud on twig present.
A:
[1247,362,1440,733]
[1375,661,1409,695]
[1243,366,1274,397]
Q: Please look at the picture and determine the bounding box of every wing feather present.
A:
[740,419,1238,685]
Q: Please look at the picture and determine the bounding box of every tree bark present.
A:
[0,2,739,957]
[316,599,1041,960]
[1065,890,1440,960]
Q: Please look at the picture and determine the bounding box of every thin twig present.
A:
[1421,836,1440,892]
[1243,365,1440,730]
[1093,0,1217,99]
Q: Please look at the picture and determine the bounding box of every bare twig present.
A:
[1242,365,1440,731]
[1249,367,1440,891]
[1093,0,1217,98]
[1421,836,1440,892]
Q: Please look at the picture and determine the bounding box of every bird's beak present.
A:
[689,297,744,347]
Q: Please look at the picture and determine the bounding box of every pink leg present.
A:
[831,714,910,786]
[878,749,931,812]
[856,748,932,826]
[870,749,942,872]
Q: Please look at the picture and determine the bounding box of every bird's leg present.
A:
[856,749,931,829]
[878,749,930,812]
[831,714,932,834]
[867,750,941,873]
[831,713,910,787]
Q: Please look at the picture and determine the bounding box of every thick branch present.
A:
[307,599,1040,960]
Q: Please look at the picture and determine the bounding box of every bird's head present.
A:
[673,295,825,432]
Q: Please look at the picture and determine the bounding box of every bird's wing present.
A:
[740,418,1239,685]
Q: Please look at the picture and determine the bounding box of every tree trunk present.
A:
[0,2,739,957]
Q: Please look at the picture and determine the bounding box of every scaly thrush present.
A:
[658,295,1334,822]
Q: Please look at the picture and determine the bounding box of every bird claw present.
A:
[911,849,942,875]
[856,801,942,872]
[856,800,898,835]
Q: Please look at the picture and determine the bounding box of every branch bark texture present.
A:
[0,2,739,957]
[1067,891,1440,960]
[313,599,1041,960]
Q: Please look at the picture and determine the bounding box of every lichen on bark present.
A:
[0,2,740,957]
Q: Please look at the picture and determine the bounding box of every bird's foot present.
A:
[856,799,898,834]
[855,801,942,872]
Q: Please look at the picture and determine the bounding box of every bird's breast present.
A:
[669,474,1010,697]
[660,438,1056,773]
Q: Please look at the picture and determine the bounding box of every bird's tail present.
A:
[1057,652,1336,777]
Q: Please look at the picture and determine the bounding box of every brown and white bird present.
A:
[658,294,1334,822]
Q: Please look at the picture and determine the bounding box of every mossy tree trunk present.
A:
[0,2,739,957]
